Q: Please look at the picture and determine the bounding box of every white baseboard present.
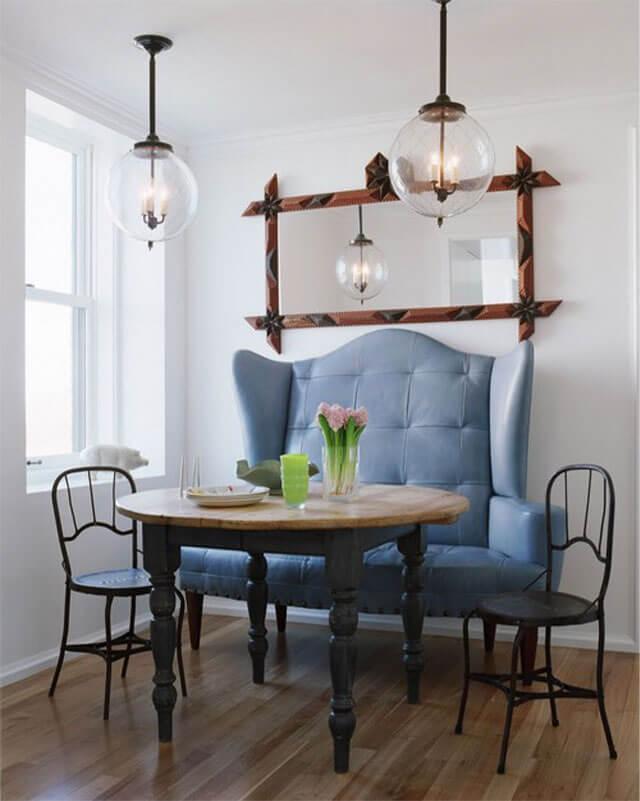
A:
[203,597,639,654]
[0,613,152,688]
[4,599,635,689]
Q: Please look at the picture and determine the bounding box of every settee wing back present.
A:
[233,349,292,466]
[490,341,534,499]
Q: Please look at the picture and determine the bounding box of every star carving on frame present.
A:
[508,165,542,196]
[257,309,285,336]
[511,296,541,324]
[365,153,395,201]
[256,193,282,220]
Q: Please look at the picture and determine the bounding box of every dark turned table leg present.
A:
[398,526,425,704]
[247,552,268,684]
[143,524,181,743]
[325,533,362,774]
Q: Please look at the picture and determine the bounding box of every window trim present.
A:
[25,116,94,473]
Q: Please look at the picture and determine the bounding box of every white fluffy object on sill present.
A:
[79,445,149,471]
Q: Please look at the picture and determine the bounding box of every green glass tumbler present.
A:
[280,453,309,509]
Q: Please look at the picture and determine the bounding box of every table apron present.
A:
[152,523,419,557]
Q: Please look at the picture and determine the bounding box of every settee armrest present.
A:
[488,496,564,571]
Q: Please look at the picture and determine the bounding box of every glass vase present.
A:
[322,445,359,502]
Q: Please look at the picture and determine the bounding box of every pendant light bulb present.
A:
[389,0,494,224]
[336,206,388,304]
[107,35,198,247]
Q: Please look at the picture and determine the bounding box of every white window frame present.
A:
[25,115,94,478]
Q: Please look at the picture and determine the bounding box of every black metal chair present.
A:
[48,466,187,719]
[455,464,617,774]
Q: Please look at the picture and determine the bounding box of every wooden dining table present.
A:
[116,483,469,773]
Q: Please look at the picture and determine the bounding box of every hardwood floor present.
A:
[1,615,637,800]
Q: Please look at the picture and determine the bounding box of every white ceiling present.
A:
[1,0,637,144]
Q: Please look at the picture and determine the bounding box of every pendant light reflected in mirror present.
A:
[336,206,388,304]
[389,0,495,226]
[107,35,198,249]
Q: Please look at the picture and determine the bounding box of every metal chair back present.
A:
[51,466,138,580]
[545,464,615,605]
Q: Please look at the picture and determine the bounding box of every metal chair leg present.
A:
[103,595,114,720]
[455,612,473,734]
[545,625,559,726]
[175,588,188,698]
[48,584,71,697]
[497,626,524,774]
[121,595,136,678]
[596,613,617,759]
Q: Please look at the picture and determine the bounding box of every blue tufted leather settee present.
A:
[180,329,561,647]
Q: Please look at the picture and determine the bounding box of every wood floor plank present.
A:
[0,615,636,801]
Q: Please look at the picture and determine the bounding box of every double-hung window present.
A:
[25,118,92,474]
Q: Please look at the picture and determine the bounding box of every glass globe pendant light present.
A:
[389,0,495,226]
[107,35,198,249]
[336,206,388,304]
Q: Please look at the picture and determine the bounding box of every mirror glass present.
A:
[279,191,517,313]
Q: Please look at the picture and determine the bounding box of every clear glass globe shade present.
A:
[336,241,388,303]
[389,107,495,221]
[107,144,198,243]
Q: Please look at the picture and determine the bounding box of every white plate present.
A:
[185,485,270,507]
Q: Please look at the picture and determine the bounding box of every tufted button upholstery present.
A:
[284,331,493,546]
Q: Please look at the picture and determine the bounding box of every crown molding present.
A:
[188,91,638,152]
[0,46,188,148]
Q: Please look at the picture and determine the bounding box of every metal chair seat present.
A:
[477,590,598,628]
[71,567,151,596]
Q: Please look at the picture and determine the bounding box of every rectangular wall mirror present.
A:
[279,192,517,315]
[243,148,562,353]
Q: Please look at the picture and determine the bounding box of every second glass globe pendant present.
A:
[336,205,388,304]
[389,0,495,226]
[107,35,198,249]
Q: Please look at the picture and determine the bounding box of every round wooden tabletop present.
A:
[116,483,470,531]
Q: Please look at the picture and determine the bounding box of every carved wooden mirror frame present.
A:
[243,147,561,353]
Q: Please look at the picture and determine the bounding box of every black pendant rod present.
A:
[356,205,367,301]
[148,52,157,141]
[350,204,372,246]
[418,2,464,116]
[437,0,450,100]
[133,35,173,144]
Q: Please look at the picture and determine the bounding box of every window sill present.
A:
[26,463,167,495]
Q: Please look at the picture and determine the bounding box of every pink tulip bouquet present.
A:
[316,403,368,500]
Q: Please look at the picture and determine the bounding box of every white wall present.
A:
[0,61,187,683]
[117,236,166,473]
[186,94,638,652]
